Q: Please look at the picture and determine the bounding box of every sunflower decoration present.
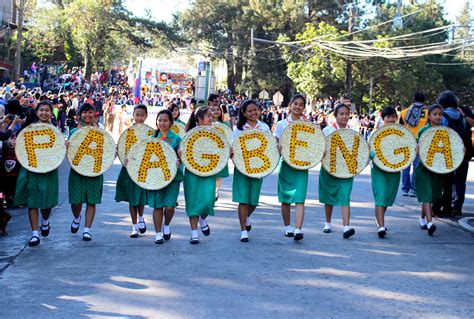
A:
[419,126,465,174]
[170,121,186,138]
[212,122,233,144]
[127,137,178,190]
[117,124,155,165]
[180,126,230,177]
[280,120,325,170]
[15,123,66,173]
[322,128,369,178]
[67,127,116,177]
[232,129,280,178]
[369,124,417,173]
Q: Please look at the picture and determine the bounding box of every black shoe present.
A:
[154,238,164,244]
[41,224,50,237]
[201,225,210,236]
[190,237,199,244]
[246,224,252,232]
[285,231,294,237]
[294,233,304,241]
[28,236,40,247]
[428,224,437,236]
[82,232,92,241]
[130,230,139,238]
[138,221,146,234]
[420,224,428,230]
[323,227,331,233]
[71,218,80,234]
[377,228,387,238]
[163,231,171,241]
[343,228,355,239]
[240,237,249,242]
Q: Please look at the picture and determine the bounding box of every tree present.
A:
[13,0,28,81]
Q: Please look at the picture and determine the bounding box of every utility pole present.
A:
[13,0,27,81]
[345,0,355,97]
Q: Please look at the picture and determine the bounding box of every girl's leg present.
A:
[238,204,248,231]
[325,204,333,223]
[375,206,386,228]
[216,178,222,199]
[281,203,291,227]
[84,204,96,228]
[137,205,145,218]
[189,216,199,230]
[164,207,175,226]
[294,203,305,229]
[153,208,164,232]
[423,203,433,223]
[71,204,82,219]
[28,208,39,231]
[341,205,351,226]
[129,205,138,225]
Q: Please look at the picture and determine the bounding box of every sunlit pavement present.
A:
[1,158,473,318]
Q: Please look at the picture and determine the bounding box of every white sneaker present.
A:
[130,229,139,238]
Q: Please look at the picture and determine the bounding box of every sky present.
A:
[124,0,473,24]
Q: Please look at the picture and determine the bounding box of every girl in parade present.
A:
[168,103,186,126]
[148,109,183,244]
[183,106,216,244]
[319,103,356,239]
[232,99,271,242]
[370,106,400,238]
[115,104,149,238]
[68,103,104,241]
[274,94,307,241]
[14,101,59,247]
[413,104,444,236]
[210,103,230,201]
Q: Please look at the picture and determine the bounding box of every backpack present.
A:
[405,102,424,127]
[443,112,470,149]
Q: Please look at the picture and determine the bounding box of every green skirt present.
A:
[278,160,308,204]
[183,170,216,217]
[318,167,353,206]
[14,167,58,209]
[216,164,229,178]
[115,166,147,206]
[371,165,400,207]
[414,164,443,203]
[232,168,263,206]
[148,181,180,208]
[68,168,103,205]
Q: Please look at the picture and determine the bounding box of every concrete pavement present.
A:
[0,159,473,318]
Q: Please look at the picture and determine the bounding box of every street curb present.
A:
[458,217,474,233]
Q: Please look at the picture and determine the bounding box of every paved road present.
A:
[1,159,473,318]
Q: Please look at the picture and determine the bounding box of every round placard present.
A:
[126,137,178,190]
[369,124,417,172]
[67,127,116,177]
[117,124,154,165]
[280,120,325,170]
[232,129,280,178]
[15,123,66,173]
[171,121,186,138]
[322,129,369,178]
[419,126,465,174]
[213,122,233,143]
[180,126,230,177]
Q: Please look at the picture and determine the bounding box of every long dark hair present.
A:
[289,94,306,109]
[168,103,180,119]
[154,109,174,137]
[237,99,260,130]
[186,106,210,132]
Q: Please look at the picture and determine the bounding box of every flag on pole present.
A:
[134,59,142,104]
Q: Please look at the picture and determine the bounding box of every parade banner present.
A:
[117,124,155,165]
[419,126,465,174]
[212,122,233,144]
[369,124,417,172]
[322,129,369,178]
[280,121,325,170]
[171,121,186,138]
[67,127,116,177]
[15,123,66,173]
[180,126,230,177]
[232,129,280,178]
[126,137,178,190]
